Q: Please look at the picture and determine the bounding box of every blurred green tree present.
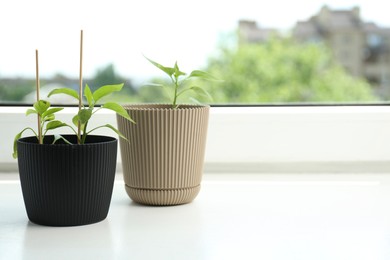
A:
[136,78,169,103]
[0,79,35,103]
[201,36,377,104]
[89,64,136,96]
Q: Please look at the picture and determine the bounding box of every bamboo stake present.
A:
[35,49,42,144]
[78,30,83,144]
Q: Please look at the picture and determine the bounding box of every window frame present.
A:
[2,104,390,173]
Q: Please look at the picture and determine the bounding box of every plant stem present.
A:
[172,76,178,109]
[78,30,84,144]
[81,121,88,144]
[35,50,43,144]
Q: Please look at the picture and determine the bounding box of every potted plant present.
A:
[13,33,134,226]
[116,57,216,206]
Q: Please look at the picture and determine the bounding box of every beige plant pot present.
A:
[117,104,210,205]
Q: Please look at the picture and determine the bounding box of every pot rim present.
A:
[121,103,210,111]
[17,134,117,146]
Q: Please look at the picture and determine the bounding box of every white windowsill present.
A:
[1,105,390,173]
[1,172,390,259]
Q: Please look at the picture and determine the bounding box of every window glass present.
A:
[1,1,389,105]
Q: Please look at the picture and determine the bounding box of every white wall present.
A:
[2,106,390,173]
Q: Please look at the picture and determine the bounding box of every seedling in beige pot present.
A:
[13,31,134,226]
[117,56,218,206]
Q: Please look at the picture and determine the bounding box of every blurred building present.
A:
[238,20,279,43]
[239,6,390,99]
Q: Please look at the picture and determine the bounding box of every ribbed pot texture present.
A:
[17,135,117,226]
[117,104,210,205]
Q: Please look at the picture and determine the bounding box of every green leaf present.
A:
[46,120,68,130]
[13,127,37,159]
[144,56,175,77]
[48,88,79,100]
[188,70,220,81]
[42,107,63,119]
[188,97,202,105]
[92,83,124,103]
[78,108,92,124]
[72,114,86,133]
[33,100,51,115]
[52,134,64,144]
[84,84,94,107]
[72,115,79,127]
[43,114,55,122]
[12,132,23,159]
[142,83,165,88]
[102,102,136,123]
[190,86,213,101]
[86,124,128,141]
[103,124,128,141]
[26,109,37,116]
[52,134,73,145]
[174,62,186,79]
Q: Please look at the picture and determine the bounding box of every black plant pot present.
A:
[17,135,117,226]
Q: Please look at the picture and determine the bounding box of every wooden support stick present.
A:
[35,49,42,144]
[78,30,83,143]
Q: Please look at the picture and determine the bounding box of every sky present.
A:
[1,0,389,81]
